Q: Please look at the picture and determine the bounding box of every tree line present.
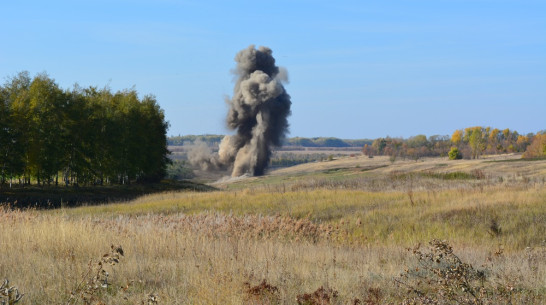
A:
[362,134,452,160]
[0,72,170,187]
[450,126,542,159]
[168,134,225,146]
[168,135,373,148]
[361,127,545,160]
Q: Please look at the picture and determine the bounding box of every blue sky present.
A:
[2,0,545,139]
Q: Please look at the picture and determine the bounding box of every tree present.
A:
[2,72,31,184]
[488,128,501,153]
[523,133,546,158]
[448,147,462,160]
[516,135,531,152]
[0,71,171,186]
[0,87,13,184]
[407,135,428,148]
[468,127,485,159]
[362,144,374,157]
[429,135,450,157]
[27,73,66,185]
[451,130,463,147]
[371,138,387,155]
[136,95,170,182]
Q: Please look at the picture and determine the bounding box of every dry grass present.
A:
[216,154,546,193]
[267,153,545,179]
[1,155,545,304]
[1,188,545,303]
[62,183,546,251]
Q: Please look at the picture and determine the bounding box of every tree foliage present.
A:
[357,126,537,161]
[523,133,546,159]
[363,135,451,160]
[0,72,170,186]
[448,147,462,160]
[450,126,533,159]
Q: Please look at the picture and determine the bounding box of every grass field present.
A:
[1,154,545,304]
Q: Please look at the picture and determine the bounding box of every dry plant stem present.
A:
[66,245,124,305]
[0,279,24,305]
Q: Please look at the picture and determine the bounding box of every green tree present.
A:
[0,87,14,184]
[3,72,32,184]
[468,127,485,159]
[136,95,170,182]
[407,134,428,148]
[63,85,96,185]
[1,71,171,186]
[448,147,462,160]
[27,73,66,185]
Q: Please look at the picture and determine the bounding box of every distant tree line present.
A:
[361,127,544,160]
[450,127,538,159]
[0,72,170,186]
[168,128,544,163]
[167,135,372,148]
[362,135,452,160]
[284,137,372,148]
[168,134,225,146]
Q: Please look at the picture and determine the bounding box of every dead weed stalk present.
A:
[66,245,124,305]
[0,279,24,305]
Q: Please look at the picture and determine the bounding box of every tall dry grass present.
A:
[1,181,545,304]
[66,183,545,250]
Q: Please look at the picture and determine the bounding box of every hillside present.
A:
[213,153,546,191]
[1,152,545,304]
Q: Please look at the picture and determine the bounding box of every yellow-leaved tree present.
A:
[451,129,463,147]
[523,134,546,158]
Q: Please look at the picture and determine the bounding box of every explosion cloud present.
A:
[191,45,292,177]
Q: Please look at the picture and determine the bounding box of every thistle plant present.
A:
[66,245,124,305]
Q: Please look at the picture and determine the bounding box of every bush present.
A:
[448,147,462,160]
[396,239,531,305]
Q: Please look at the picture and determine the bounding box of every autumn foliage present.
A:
[361,127,540,160]
[523,133,546,159]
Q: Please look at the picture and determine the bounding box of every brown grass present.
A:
[0,155,544,304]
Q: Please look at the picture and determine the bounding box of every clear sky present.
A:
[2,0,545,139]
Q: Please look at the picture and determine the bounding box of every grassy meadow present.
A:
[1,154,545,304]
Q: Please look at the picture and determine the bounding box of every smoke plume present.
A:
[190,45,291,177]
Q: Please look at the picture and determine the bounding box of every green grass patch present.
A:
[421,171,480,180]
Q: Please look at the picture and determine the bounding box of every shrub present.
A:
[396,239,533,305]
[243,280,280,304]
[296,286,338,305]
[448,147,462,160]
